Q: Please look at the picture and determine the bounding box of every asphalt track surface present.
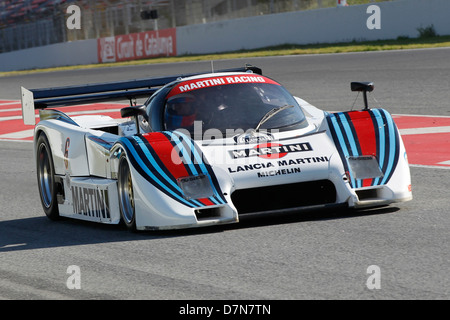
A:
[0,48,449,301]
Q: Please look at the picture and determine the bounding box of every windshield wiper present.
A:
[254,104,294,131]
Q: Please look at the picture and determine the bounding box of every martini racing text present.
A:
[71,186,110,219]
[229,142,312,159]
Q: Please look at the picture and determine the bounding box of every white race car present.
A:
[21,66,412,231]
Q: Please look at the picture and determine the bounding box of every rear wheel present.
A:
[118,153,136,231]
[36,133,60,220]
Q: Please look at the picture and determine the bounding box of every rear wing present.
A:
[21,65,262,125]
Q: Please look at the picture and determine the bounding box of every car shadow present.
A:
[0,206,399,252]
[184,205,400,235]
[0,216,144,252]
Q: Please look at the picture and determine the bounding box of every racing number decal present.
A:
[64,137,70,169]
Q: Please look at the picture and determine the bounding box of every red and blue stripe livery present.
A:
[326,108,400,188]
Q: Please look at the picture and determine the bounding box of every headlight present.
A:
[177,174,214,200]
[347,155,383,180]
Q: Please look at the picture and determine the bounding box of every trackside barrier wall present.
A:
[0,39,98,72]
[176,0,450,55]
[1,0,449,72]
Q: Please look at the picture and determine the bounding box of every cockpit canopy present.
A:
[163,74,307,138]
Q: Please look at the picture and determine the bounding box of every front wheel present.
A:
[117,153,136,231]
[36,133,60,220]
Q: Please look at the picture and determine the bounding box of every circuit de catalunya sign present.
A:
[97,28,176,63]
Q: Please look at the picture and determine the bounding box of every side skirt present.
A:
[57,175,121,224]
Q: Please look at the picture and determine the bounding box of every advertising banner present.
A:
[97,28,176,63]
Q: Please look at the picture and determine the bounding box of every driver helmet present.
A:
[165,93,197,128]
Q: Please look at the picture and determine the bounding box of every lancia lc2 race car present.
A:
[21,65,412,231]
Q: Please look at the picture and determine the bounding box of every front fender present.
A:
[111,132,237,230]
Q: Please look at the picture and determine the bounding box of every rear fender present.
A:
[35,120,90,177]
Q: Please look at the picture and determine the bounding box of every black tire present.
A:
[36,133,60,220]
[117,153,137,232]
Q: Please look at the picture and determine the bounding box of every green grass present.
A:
[1,34,450,77]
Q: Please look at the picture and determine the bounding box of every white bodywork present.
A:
[24,73,413,230]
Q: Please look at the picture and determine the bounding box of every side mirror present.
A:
[120,105,147,135]
[351,82,374,93]
[351,82,374,110]
[120,105,146,118]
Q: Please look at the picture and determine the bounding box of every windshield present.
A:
[164,75,306,139]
